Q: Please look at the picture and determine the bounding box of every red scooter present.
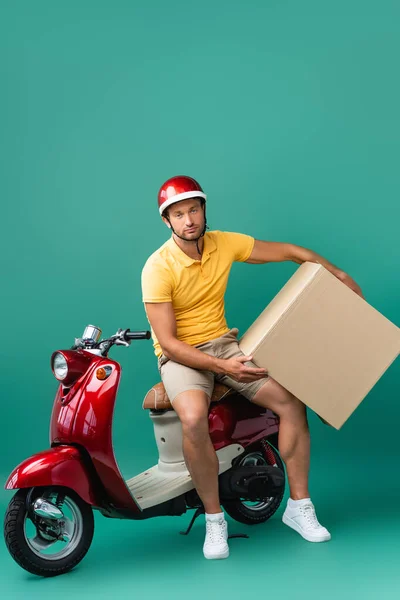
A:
[4,324,285,577]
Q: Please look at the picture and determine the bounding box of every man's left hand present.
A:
[336,271,365,299]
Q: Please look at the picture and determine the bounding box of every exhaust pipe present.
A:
[33,498,64,520]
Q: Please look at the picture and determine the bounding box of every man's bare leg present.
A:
[251,378,310,499]
[172,389,221,513]
[173,389,229,559]
[251,378,331,542]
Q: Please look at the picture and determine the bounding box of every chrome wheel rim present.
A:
[24,494,84,560]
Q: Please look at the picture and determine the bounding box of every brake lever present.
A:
[114,338,130,347]
[113,328,131,347]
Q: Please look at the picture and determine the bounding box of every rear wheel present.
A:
[222,439,285,525]
[4,487,94,577]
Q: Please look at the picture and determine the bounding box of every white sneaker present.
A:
[203,516,230,560]
[282,499,331,542]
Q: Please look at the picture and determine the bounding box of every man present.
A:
[141,175,363,560]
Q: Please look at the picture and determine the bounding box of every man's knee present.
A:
[181,412,209,435]
[253,378,305,417]
[173,390,210,436]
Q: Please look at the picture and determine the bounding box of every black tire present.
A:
[222,439,285,525]
[4,487,94,577]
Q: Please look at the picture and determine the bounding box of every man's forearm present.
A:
[287,244,344,278]
[162,338,225,374]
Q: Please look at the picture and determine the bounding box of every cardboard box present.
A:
[239,262,400,429]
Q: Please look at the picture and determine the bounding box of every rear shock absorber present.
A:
[261,439,278,467]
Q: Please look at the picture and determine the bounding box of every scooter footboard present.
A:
[126,444,245,510]
[4,446,100,507]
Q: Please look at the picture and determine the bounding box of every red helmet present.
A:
[158,175,207,216]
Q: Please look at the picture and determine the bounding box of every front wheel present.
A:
[222,439,285,525]
[4,486,94,577]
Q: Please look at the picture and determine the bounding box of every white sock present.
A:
[288,497,311,508]
[205,511,225,522]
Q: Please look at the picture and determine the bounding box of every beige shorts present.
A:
[157,328,269,404]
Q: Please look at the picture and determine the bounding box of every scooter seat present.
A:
[142,381,235,411]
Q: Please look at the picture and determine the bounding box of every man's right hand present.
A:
[145,302,269,380]
[216,355,268,383]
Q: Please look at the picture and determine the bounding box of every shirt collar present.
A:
[167,232,217,267]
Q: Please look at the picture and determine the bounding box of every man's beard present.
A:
[178,229,201,242]
[171,221,208,255]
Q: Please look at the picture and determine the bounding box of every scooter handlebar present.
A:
[125,330,151,340]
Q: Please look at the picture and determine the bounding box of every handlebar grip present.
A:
[125,330,151,340]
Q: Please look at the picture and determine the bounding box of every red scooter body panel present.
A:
[4,446,100,506]
[50,352,140,513]
[209,394,279,450]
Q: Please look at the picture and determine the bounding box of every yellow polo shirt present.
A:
[141,230,255,357]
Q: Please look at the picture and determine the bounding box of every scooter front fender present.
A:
[4,446,100,507]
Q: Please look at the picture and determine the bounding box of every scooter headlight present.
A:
[52,352,68,381]
[51,350,92,387]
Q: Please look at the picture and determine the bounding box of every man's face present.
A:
[163,198,205,240]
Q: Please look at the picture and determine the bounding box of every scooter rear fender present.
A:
[4,446,101,507]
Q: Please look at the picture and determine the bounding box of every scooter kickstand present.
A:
[180,508,249,540]
[180,507,205,536]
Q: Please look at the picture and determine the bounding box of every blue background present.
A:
[1,1,399,597]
